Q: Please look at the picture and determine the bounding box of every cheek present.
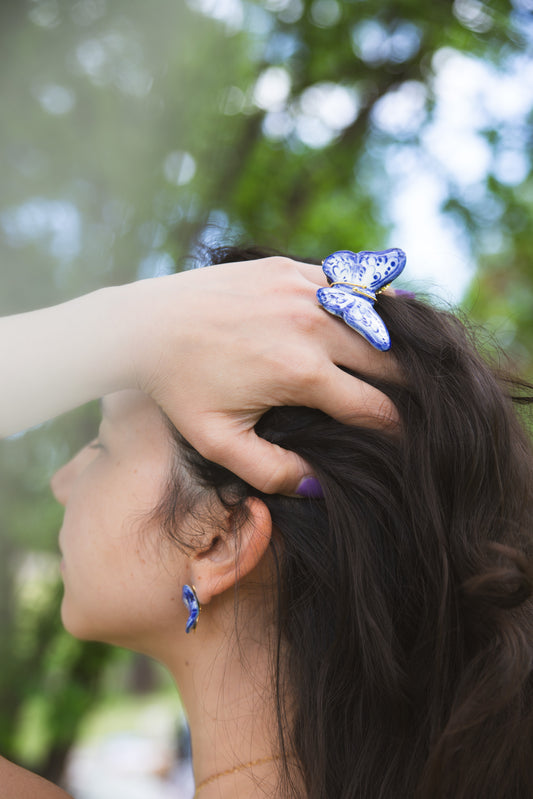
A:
[60,506,186,646]
[57,445,184,646]
[60,509,119,639]
[59,471,130,632]
[59,473,113,571]
[61,563,185,647]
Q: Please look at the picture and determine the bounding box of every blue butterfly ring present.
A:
[316,248,406,351]
[182,584,201,633]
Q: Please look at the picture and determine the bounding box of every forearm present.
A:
[0,757,73,799]
[0,284,139,438]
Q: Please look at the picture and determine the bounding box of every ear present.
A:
[191,497,273,604]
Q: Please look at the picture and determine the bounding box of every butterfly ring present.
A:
[316,248,406,351]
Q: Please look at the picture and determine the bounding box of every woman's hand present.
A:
[130,257,398,494]
[1,257,397,495]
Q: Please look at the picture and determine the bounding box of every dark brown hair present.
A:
[157,247,533,798]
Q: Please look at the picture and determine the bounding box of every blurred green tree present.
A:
[1,0,532,786]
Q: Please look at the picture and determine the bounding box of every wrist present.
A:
[119,274,188,399]
[98,281,143,392]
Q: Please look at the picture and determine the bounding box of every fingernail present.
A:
[295,476,324,499]
[394,288,416,298]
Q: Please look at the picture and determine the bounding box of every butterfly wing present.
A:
[342,295,391,351]
[321,251,367,286]
[358,248,406,293]
[322,248,406,293]
[317,287,391,351]
[316,285,355,318]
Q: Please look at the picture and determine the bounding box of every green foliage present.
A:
[0,573,112,776]
[1,0,532,784]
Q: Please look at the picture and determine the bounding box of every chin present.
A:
[61,603,90,640]
[60,597,106,642]
[59,601,147,654]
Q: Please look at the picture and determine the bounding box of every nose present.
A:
[51,458,76,506]
[50,445,93,506]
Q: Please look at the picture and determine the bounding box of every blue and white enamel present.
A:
[182,584,200,634]
[316,248,406,351]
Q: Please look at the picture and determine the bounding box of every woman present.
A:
[0,250,396,798]
[6,246,533,798]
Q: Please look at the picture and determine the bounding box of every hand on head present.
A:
[1,249,400,495]
[132,255,400,495]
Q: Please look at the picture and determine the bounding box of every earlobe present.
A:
[193,497,273,604]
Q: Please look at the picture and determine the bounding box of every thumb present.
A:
[204,428,312,495]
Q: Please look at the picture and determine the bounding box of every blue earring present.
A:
[182,584,201,633]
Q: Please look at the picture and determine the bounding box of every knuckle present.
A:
[288,302,323,336]
[283,353,324,393]
[257,473,279,495]
[255,457,292,495]
[194,430,228,464]
[263,255,297,276]
[274,255,297,271]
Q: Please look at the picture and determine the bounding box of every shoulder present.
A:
[0,757,74,799]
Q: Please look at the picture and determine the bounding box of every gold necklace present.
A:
[194,755,283,797]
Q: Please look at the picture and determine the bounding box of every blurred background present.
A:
[1,0,532,796]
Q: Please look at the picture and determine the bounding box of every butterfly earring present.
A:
[316,248,406,351]
[182,584,201,633]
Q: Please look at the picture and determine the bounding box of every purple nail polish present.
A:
[295,476,324,499]
[394,288,416,299]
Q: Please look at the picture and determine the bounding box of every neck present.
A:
[194,755,285,798]
[165,600,282,797]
